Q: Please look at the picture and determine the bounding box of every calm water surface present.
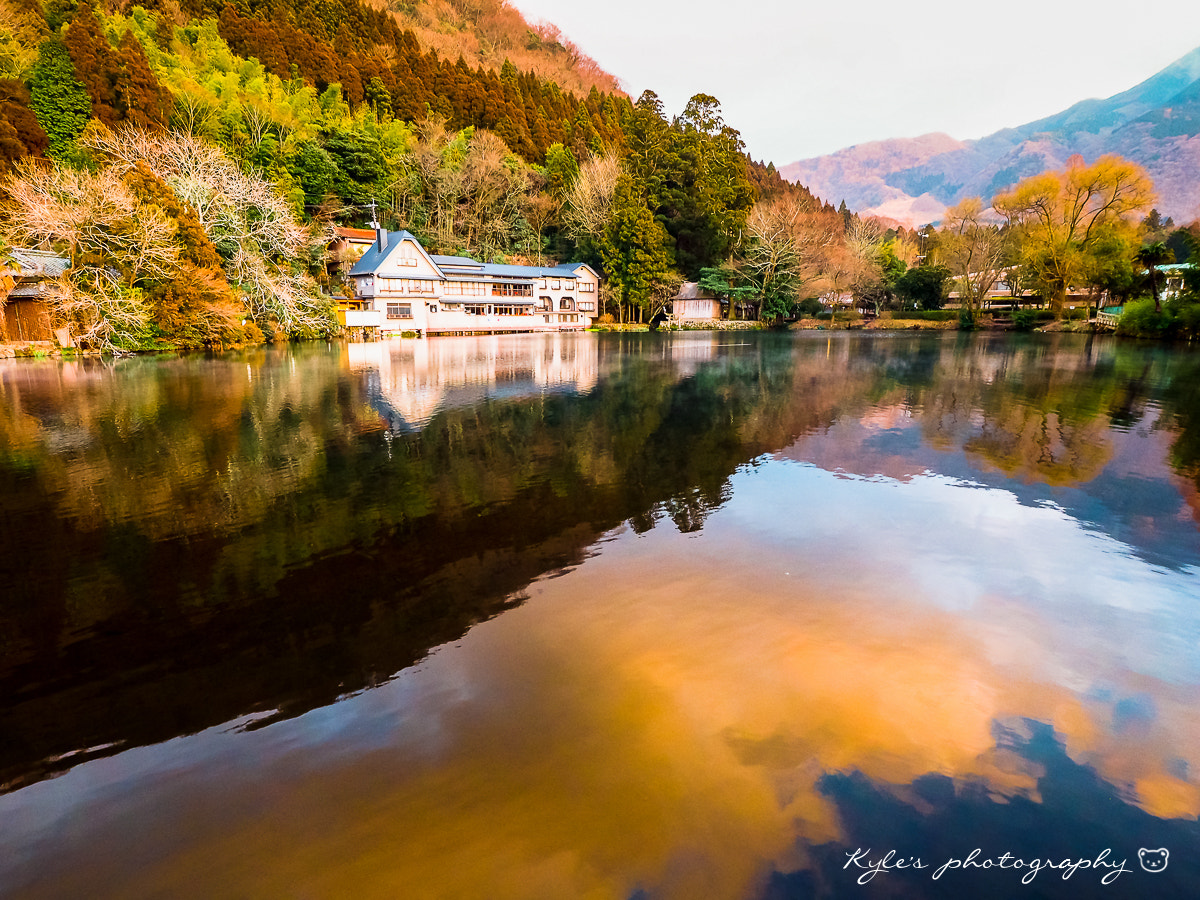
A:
[1,332,1199,899]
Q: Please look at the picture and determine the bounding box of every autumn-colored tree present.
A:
[939,197,1010,325]
[63,1,118,127]
[560,151,618,257]
[993,155,1155,317]
[114,30,170,130]
[0,78,48,170]
[738,193,841,321]
[84,128,335,337]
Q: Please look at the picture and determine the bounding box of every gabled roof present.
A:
[349,230,439,277]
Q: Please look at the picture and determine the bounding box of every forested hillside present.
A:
[0,0,839,351]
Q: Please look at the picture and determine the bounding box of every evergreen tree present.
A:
[63,1,118,127]
[28,38,91,162]
[115,31,170,130]
[600,173,673,322]
[0,79,49,171]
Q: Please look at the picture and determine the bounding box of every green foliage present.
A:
[1117,296,1200,340]
[284,137,339,207]
[620,92,754,279]
[542,142,577,198]
[895,265,950,310]
[600,173,673,318]
[28,38,91,162]
[1012,309,1038,331]
[1117,297,1173,338]
[1135,240,1174,311]
[795,297,823,317]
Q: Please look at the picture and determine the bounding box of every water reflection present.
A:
[2,333,1200,898]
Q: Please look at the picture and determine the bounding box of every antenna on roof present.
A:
[368,199,379,230]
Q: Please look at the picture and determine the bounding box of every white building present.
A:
[348,228,600,337]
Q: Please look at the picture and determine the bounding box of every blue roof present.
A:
[348,230,426,277]
[430,255,483,268]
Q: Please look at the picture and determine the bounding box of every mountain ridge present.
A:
[781,45,1200,226]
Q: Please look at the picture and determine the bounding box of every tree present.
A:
[993,155,1155,317]
[83,127,335,337]
[27,39,91,162]
[560,151,619,255]
[600,173,673,323]
[2,158,180,350]
[1135,240,1174,313]
[894,265,950,310]
[736,193,841,322]
[938,197,1009,325]
[0,78,49,171]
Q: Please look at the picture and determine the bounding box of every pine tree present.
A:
[0,79,49,171]
[63,1,119,128]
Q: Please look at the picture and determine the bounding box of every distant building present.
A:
[671,282,722,321]
[349,228,600,337]
[2,249,68,343]
[1160,263,1193,301]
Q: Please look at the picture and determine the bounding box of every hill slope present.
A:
[781,45,1200,226]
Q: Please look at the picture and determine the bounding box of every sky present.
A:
[509,0,1200,166]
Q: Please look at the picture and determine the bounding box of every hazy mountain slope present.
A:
[781,45,1200,225]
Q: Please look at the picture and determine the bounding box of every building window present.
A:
[559,298,574,311]
[538,279,547,289]
[491,282,533,297]
[387,303,413,319]
[579,282,595,293]
[577,301,595,312]
[538,296,552,310]
[550,279,561,290]
[465,304,489,315]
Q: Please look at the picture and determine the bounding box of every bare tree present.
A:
[81,128,333,336]
[4,158,178,283]
[940,197,1009,324]
[561,153,619,246]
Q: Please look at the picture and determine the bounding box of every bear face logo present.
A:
[1138,848,1169,873]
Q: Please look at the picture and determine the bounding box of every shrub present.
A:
[1012,309,1037,331]
[795,297,823,317]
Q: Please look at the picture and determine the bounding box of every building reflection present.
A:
[345,334,600,430]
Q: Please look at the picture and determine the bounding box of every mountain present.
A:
[780,46,1200,226]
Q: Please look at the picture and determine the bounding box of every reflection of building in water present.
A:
[346,333,599,430]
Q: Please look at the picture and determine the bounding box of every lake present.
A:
[1,331,1198,899]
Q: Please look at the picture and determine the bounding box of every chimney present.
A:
[369,199,386,251]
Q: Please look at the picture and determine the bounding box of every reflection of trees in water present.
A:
[3,334,1200,792]
[0,337,814,789]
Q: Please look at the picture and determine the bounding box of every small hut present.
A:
[671,282,722,321]
[2,249,68,343]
